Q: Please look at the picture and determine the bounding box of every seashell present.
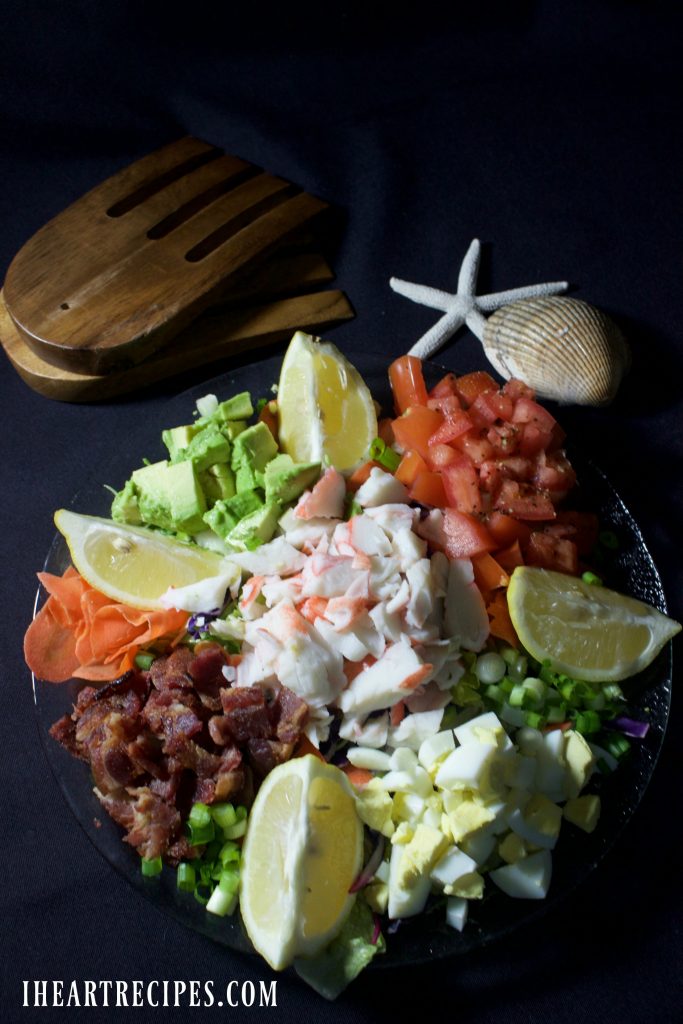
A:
[482,296,630,406]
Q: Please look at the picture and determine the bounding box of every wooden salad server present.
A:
[3,137,333,374]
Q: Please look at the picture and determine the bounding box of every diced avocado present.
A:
[174,425,231,473]
[131,459,205,534]
[234,462,259,493]
[203,503,237,541]
[203,488,264,540]
[225,489,264,520]
[264,454,321,505]
[162,424,197,461]
[199,462,236,505]
[214,392,254,422]
[131,461,175,530]
[227,502,281,551]
[231,421,278,491]
[166,461,207,534]
[221,419,247,441]
[111,478,142,525]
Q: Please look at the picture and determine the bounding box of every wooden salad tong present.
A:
[1,136,353,398]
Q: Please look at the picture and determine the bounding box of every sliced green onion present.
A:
[187,802,215,846]
[475,652,507,684]
[141,856,163,877]
[219,841,241,867]
[581,571,603,586]
[524,710,547,730]
[572,710,602,735]
[546,702,568,724]
[206,885,238,917]
[484,683,506,706]
[509,683,527,708]
[176,862,196,892]
[603,683,624,701]
[604,733,631,759]
[344,495,363,520]
[210,803,238,833]
[500,646,521,667]
[369,437,401,472]
[522,677,546,705]
[135,652,155,670]
[218,867,240,896]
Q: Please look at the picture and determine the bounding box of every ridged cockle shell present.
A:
[482,296,630,406]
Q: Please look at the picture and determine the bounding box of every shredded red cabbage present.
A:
[609,715,650,739]
[349,834,385,893]
[371,913,382,946]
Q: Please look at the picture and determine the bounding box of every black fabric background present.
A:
[1,2,681,1021]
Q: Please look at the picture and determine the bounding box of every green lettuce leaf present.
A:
[293,898,385,1000]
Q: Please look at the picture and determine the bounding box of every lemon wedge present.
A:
[507,566,681,682]
[277,331,378,472]
[54,509,233,610]
[239,755,363,971]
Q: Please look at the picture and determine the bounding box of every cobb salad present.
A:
[25,333,680,998]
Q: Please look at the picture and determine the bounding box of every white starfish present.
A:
[390,239,569,361]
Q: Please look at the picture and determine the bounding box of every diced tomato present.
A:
[415,508,447,551]
[469,390,515,429]
[427,394,463,416]
[547,510,599,556]
[485,511,531,548]
[409,471,448,508]
[502,378,535,402]
[519,421,554,458]
[479,459,503,495]
[512,396,557,432]
[442,509,496,558]
[395,450,428,487]
[547,422,567,451]
[493,539,525,572]
[441,455,482,515]
[497,456,534,481]
[454,371,499,408]
[428,408,473,445]
[389,355,429,414]
[428,373,459,399]
[494,479,556,520]
[524,532,579,574]
[487,422,520,456]
[426,443,460,472]
[392,405,444,460]
[454,432,495,466]
[533,450,576,497]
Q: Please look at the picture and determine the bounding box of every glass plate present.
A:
[31,352,673,968]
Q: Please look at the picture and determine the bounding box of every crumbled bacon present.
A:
[49,644,310,865]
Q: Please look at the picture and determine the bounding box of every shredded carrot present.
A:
[347,460,382,492]
[378,417,395,446]
[24,567,188,684]
[472,552,510,603]
[343,655,377,683]
[294,734,326,761]
[390,700,406,727]
[341,764,373,789]
[486,589,519,649]
[494,539,525,574]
